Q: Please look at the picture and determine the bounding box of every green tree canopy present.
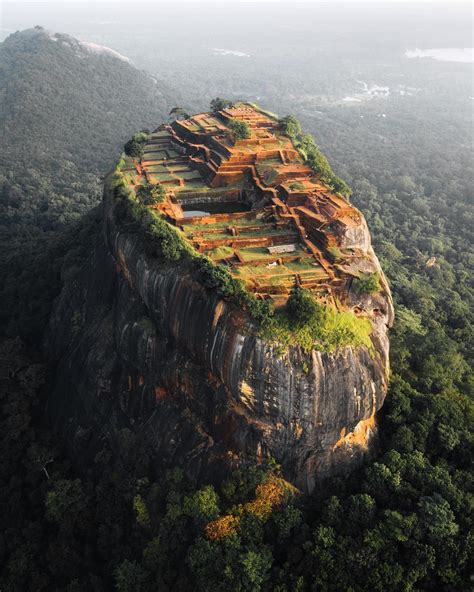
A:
[210,97,234,112]
[136,183,166,206]
[353,272,381,295]
[228,119,251,141]
[286,284,320,326]
[278,115,302,138]
[124,132,148,158]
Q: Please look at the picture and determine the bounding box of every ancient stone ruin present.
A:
[123,104,371,309]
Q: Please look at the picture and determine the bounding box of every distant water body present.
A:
[212,48,251,58]
[405,48,474,63]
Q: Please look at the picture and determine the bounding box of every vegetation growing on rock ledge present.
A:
[124,131,149,158]
[278,114,352,197]
[136,182,166,206]
[261,284,373,354]
[353,272,381,295]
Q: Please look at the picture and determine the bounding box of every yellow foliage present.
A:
[205,514,241,541]
[205,475,298,541]
[244,477,287,520]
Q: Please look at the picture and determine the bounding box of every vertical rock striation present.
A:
[47,183,393,492]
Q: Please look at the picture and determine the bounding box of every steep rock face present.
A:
[47,188,394,492]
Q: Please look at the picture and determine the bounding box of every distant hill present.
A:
[0,26,177,236]
[0,26,178,340]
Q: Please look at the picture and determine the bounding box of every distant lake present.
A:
[405,48,474,63]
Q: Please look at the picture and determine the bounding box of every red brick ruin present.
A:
[127,104,365,307]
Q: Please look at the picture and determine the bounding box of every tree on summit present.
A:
[136,182,166,206]
[124,131,148,157]
[278,115,301,138]
[210,97,234,112]
[169,106,190,120]
[227,119,251,141]
[286,283,320,326]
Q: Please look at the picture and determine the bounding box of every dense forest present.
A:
[0,26,472,592]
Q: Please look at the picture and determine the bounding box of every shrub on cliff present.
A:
[286,284,320,326]
[244,297,275,326]
[193,258,276,327]
[124,131,148,158]
[259,285,373,353]
[278,115,352,197]
[353,272,381,295]
[304,139,352,195]
[136,183,166,206]
[144,216,187,261]
[196,258,244,298]
[278,115,301,138]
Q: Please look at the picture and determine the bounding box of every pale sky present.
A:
[2,0,467,3]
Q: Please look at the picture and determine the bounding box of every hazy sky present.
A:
[2,0,467,3]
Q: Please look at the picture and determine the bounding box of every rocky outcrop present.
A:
[46,186,393,493]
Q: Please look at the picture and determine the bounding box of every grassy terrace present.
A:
[235,264,326,282]
[187,227,291,240]
[182,217,259,231]
[181,209,327,295]
[237,245,307,261]
[234,258,328,279]
[200,233,329,293]
[205,246,318,267]
[174,182,209,192]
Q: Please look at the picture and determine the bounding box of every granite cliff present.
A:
[47,105,394,492]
